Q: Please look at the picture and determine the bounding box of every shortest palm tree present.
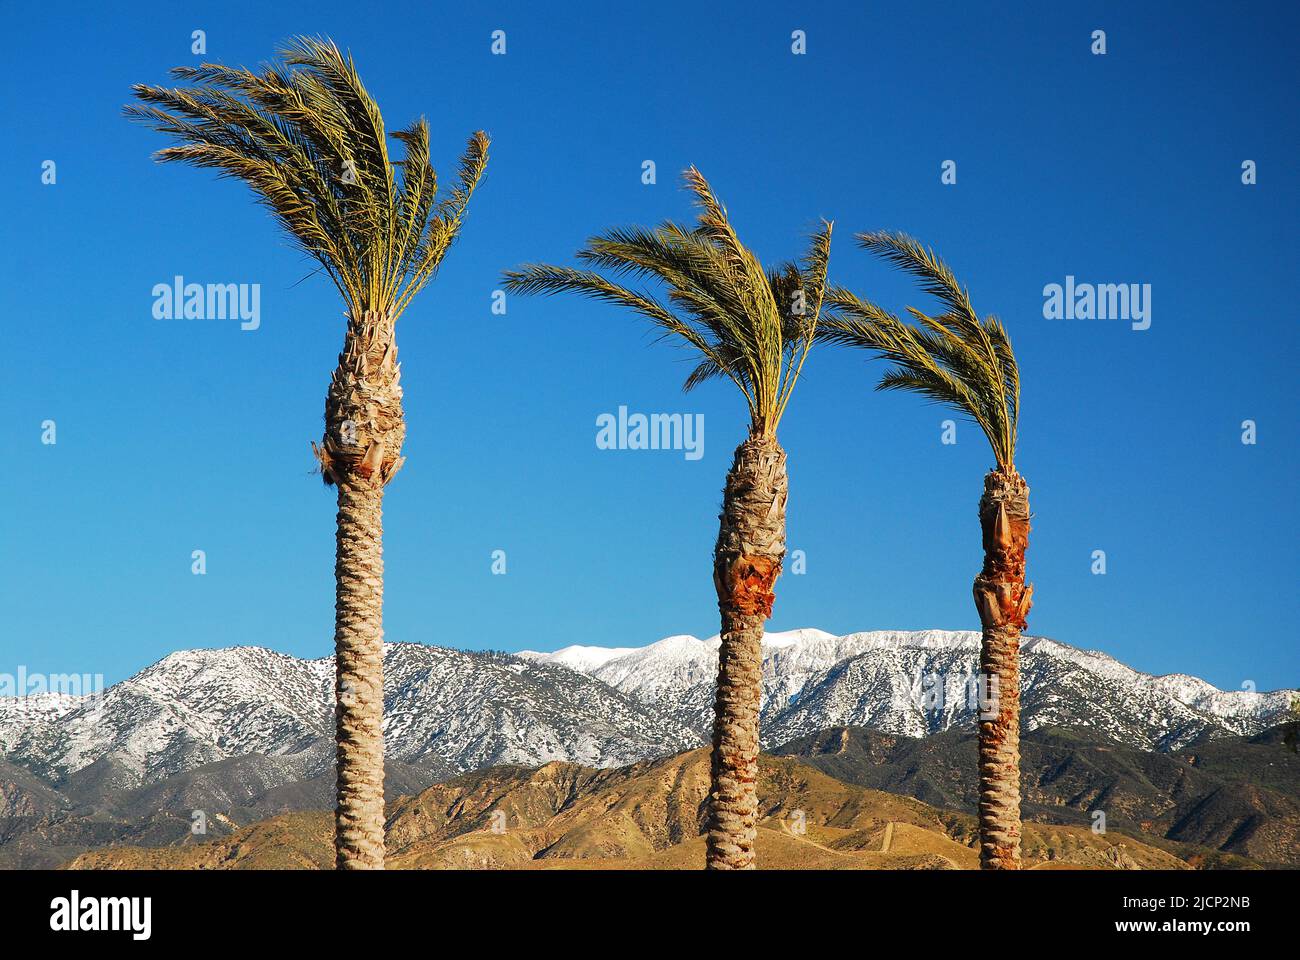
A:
[822,232,1029,869]
[503,169,831,868]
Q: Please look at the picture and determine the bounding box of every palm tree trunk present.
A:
[972,468,1032,870]
[333,477,387,869]
[313,309,406,870]
[706,434,787,870]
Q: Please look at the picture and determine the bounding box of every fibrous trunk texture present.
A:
[972,468,1032,870]
[706,435,787,870]
[313,310,406,870]
[332,478,386,869]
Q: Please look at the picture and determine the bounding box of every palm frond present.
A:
[126,36,489,321]
[502,170,827,437]
[823,266,1020,470]
[773,220,832,424]
[501,261,755,417]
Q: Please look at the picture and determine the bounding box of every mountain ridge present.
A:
[3,723,1294,869]
[62,747,1194,871]
[522,628,1293,751]
[1,629,1292,796]
[773,723,1300,868]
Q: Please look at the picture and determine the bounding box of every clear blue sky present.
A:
[2,1,1296,692]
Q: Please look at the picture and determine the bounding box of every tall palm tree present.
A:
[126,37,489,869]
[822,232,1029,870]
[503,169,831,869]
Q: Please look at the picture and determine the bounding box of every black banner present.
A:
[2,868,1285,945]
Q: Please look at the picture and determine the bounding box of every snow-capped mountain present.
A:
[1,630,1292,789]
[521,629,1295,752]
[0,644,695,788]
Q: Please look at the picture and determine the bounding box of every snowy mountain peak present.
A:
[521,627,1296,753]
[517,644,639,672]
[763,628,839,647]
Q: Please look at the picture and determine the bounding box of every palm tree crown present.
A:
[502,168,832,437]
[821,232,1019,470]
[125,35,489,321]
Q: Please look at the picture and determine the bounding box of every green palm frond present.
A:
[822,231,1020,470]
[859,231,1009,408]
[502,168,831,437]
[773,220,833,425]
[126,35,489,321]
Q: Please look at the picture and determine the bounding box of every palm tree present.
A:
[502,169,831,869]
[126,37,489,869]
[821,232,1029,870]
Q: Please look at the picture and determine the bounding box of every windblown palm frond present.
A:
[821,231,1019,469]
[125,35,489,321]
[502,167,832,437]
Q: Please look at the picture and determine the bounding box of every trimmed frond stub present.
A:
[502,168,831,438]
[312,309,406,489]
[821,233,1019,471]
[125,35,490,324]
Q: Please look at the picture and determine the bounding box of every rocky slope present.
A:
[0,644,696,790]
[66,749,1189,871]
[774,723,1300,867]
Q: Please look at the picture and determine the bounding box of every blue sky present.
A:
[2,1,1296,692]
